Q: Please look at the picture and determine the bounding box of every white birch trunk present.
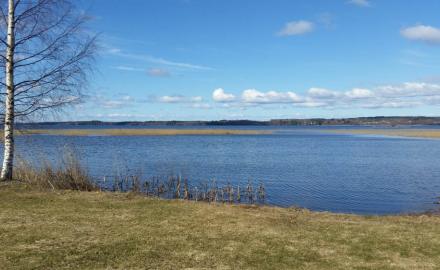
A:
[1,0,15,180]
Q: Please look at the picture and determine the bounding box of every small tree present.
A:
[0,0,96,180]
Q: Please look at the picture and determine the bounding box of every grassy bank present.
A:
[327,129,440,139]
[1,183,440,269]
[15,128,271,136]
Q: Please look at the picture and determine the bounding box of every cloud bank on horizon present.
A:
[209,82,440,109]
[91,81,440,114]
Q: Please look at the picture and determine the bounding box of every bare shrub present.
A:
[14,149,96,191]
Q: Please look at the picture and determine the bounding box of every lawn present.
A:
[1,183,440,269]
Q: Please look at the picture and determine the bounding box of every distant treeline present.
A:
[269,116,440,126]
[17,116,440,127]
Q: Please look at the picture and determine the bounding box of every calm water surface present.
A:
[10,126,440,215]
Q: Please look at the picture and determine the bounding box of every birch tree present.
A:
[0,0,96,180]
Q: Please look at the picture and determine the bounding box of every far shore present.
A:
[9,127,440,138]
[15,128,272,136]
[326,129,440,139]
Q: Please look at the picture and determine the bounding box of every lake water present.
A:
[10,126,440,215]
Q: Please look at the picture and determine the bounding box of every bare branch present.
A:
[0,0,97,119]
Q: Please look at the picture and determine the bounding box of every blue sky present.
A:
[70,0,440,121]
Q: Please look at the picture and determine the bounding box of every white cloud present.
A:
[112,66,144,72]
[212,88,236,102]
[190,96,203,102]
[348,0,371,7]
[83,113,156,120]
[106,113,140,118]
[158,96,184,103]
[242,89,303,103]
[345,88,375,99]
[308,88,340,99]
[362,101,422,109]
[107,49,212,70]
[93,82,440,113]
[277,20,314,36]
[157,95,203,103]
[112,66,171,77]
[106,48,121,54]
[376,82,440,97]
[189,103,212,109]
[147,68,170,77]
[425,95,440,105]
[300,100,329,108]
[93,95,135,109]
[210,82,440,109]
[145,56,212,70]
[401,25,440,44]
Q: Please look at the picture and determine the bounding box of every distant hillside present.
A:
[17,116,440,127]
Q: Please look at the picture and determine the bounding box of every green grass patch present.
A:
[1,183,440,269]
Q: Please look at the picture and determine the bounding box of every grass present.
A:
[327,129,440,139]
[15,128,271,136]
[1,183,440,269]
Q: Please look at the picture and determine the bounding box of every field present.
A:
[15,129,271,136]
[1,183,440,269]
[327,129,440,139]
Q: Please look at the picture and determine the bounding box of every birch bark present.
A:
[1,0,15,180]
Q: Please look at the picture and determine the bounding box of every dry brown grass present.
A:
[1,183,440,269]
[13,152,97,191]
[15,128,271,136]
[327,129,440,139]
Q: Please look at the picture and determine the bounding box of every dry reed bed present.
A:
[105,175,266,204]
[14,153,97,191]
[13,153,266,204]
[327,129,440,139]
[15,128,272,136]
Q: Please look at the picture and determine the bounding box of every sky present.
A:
[69,0,440,121]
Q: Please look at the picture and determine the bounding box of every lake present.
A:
[9,125,440,215]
